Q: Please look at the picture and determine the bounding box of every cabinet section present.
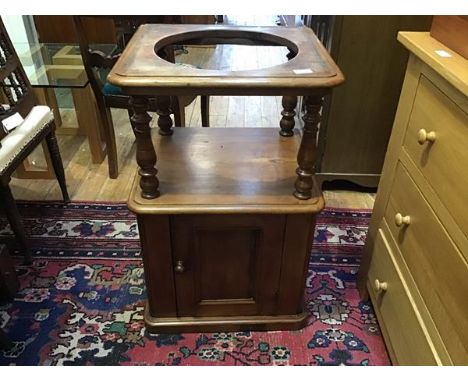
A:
[132,128,323,333]
[171,214,285,317]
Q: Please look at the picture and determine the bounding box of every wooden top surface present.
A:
[398,32,468,97]
[128,127,324,214]
[108,24,344,95]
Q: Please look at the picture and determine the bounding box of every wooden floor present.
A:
[9,15,375,210]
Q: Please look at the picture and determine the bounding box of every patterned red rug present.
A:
[0,201,390,366]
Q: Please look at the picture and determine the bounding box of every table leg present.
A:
[294,95,323,200]
[34,87,62,127]
[71,84,106,163]
[14,140,55,179]
[129,96,160,199]
[279,95,297,137]
[156,96,174,136]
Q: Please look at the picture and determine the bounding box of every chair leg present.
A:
[201,95,210,127]
[0,328,14,350]
[172,97,185,127]
[101,107,119,179]
[0,183,31,264]
[93,98,118,179]
[127,108,134,124]
[127,109,137,145]
[45,130,70,203]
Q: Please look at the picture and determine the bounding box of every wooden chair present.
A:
[0,244,17,349]
[73,16,210,179]
[0,18,69,263]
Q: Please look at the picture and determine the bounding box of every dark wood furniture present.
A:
[109,24,343,332]
[74,16,210,178]
[0,244,18,300]
[180,16,216,24]
[0,244,17,350]
[129,128,326,332]
[33,16,215,45]
[430,16,468,60]
[310,16,432,188]
[33,16,118,44]
[0,18,69,262]
[108,24,343,199]
[0,328,13,350]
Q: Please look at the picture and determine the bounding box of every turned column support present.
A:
[279,95,298,137]
[156,47,175,136]
[293,95,323,200]
[129,96,160,199]
[279,48,298,136]
[156,95,174,136]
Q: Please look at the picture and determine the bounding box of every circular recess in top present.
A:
[154,29,298,72]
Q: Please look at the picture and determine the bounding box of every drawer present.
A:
[368,228,440,365]
[384,162,468,364]
[403,75,468,238]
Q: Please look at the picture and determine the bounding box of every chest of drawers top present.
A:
[398,31,468,98]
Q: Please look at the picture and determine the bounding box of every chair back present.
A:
[0,17,36,140]
[73,16,123,102]
[73,16,181,101]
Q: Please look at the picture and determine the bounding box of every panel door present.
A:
[171,214,286,317]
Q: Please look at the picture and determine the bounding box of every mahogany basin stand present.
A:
[108,24,344,333]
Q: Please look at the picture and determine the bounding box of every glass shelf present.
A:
[13,42,117,88]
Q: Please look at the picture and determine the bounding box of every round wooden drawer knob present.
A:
[175,260,185,274]
[417,129,436,145]
[374,279,388,293]
[395,213,411,227]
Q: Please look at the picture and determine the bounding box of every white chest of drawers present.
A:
[358,32,468,365]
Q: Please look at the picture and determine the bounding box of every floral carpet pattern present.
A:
[0,201,390,366]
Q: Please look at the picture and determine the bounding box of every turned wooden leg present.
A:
[294,95,323,200]
[156,96,174,136]
[0,182,31,264]
[0,328,14,350]
[279,46,297,135]
[279,95,298,137]
[127,108,134,124]
[45,128,70,203]
[201,95,210,127]
[129,96,160,199]
[172,97,185,127]
[100,105,118,179]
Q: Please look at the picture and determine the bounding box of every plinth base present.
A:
[144,304,309,333]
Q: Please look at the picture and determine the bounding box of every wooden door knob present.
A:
[417,129,436,145]
[374,279,388,293]
[395,213,411,227]
[175,260,185,274]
